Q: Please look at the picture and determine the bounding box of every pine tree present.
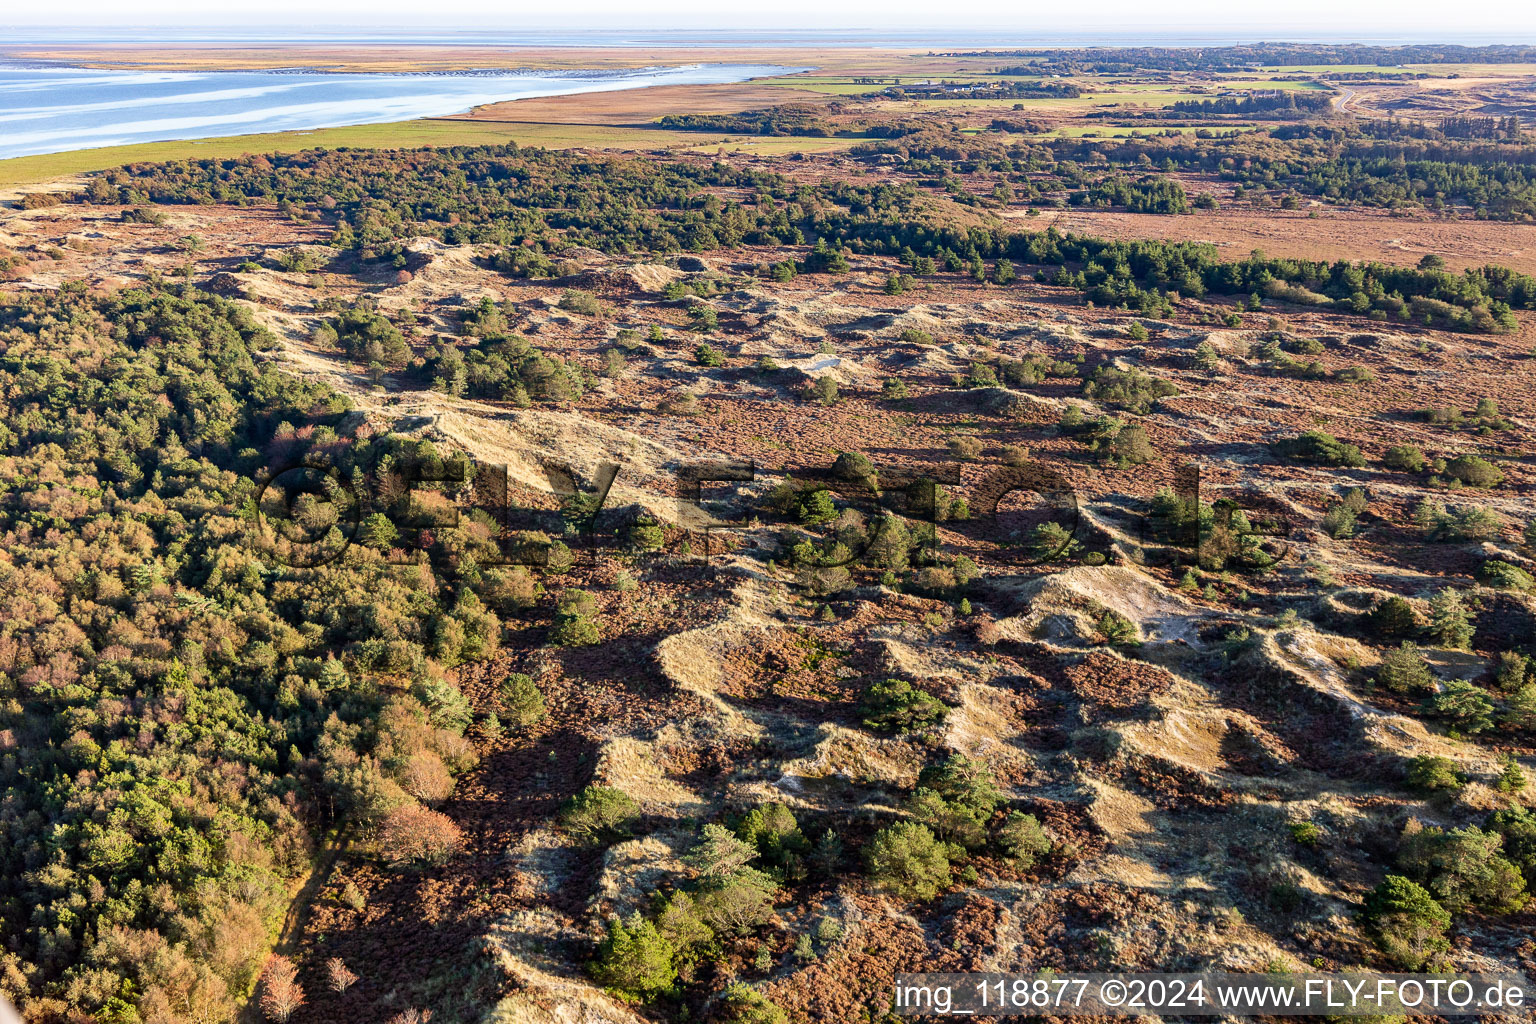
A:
[1427,589,1474,650]
[798,489,837,526]
[589,913,677,999]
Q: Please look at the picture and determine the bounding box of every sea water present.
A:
[0,62,804,160]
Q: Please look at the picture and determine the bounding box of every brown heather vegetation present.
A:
[1,41,1535,1024]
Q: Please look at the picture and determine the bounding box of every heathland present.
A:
[1,39,1534,1024]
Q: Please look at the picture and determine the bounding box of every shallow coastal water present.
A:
[0,62,803,160]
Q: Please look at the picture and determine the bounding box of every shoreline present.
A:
[0,44,925,74]
[0,61,811,165]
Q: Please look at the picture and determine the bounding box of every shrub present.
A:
[1443,455,1504,488]
[1289,822,1323,846]
[552,589,599,644]
[1001,444,1030,467]
[1493,651,1529,692]
[660,390,701,415]
[947,435,983,460]
[695,343,724,366]
[558,289,602,316]
[379,804,464,867]
[1098,611,1140,646]
[1384,445,1426,472]
[1362,875,1450,969]
[1321,504,1358,539]
[589,913,676,1000]
[805,377,839,406]
[1109,424,1155,465]
[907,787,987,849]
[1377,643,1434,693]
[1486,807,1536,885]
[628,515,666,551]
[1496,754,1528,794]
[694,866,777,935]
[551,611,601,646]
[735,802,809,870]
[1430,681,1496,734]
[864,822,952,901]
[831,450,877,486]
[499,672,547,726]
[955,362,999,389]
[882,377,910,399]
[1421,502,1505,542]
[1369,597,1419,640]
[1505,684,1536,730]
[561,785,639,842]
[715,984,790,1024]
[688,823,759,879]
[996,812,1051,868]
[1406,755,1464,794]
[919,754,1001,820]
[861,678,949,732]
[1030,521,1081,561]
[1082,366,1177,413]
[1397,822,1528,915]
[1479,560,1534,592]
[1270,430,1366,467]
[1191,340,1220,370]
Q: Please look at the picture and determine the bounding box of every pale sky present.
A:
[5,0,1536,37]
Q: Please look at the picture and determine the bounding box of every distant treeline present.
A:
[889,80,1082,100]
[972,43,1536,73]
[1168,90,1334,117]
[851,128,1536,221]
[656,105,844,136]
[1068,175,1189,214]
[1335,116,1526,142]
[655,112,919,139]
[84,143,1536,330]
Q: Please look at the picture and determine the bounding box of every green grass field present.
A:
[0,118,856,186]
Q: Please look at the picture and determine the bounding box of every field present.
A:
[1025,205,1536,276]
[3,39,1536,1024]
